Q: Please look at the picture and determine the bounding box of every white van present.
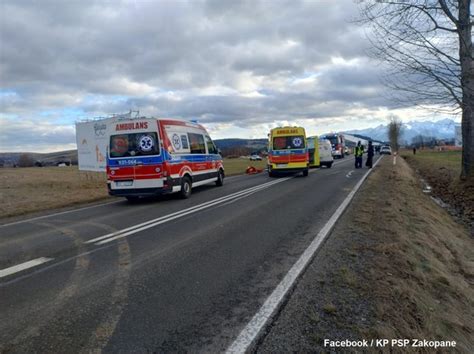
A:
[318,139,334,168]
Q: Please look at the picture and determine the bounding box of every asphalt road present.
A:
[0,157,378,352]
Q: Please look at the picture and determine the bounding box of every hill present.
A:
[345,118,458,144]
[0,150,78,167]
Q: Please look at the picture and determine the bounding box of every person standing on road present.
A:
[366,141,374,168]
[355,141,363,168]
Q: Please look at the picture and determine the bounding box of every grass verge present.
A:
[0,166,109,219]
[223,158,267,176]
[258,156,473,353]
[361,157,473,351]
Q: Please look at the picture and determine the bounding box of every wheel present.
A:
[215,169,224,186]
[327,162,333,168]
[126,196,140,203]
[302,168,309,177]
[180,176,192,199]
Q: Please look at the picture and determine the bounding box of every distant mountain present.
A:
[345,118,458,143]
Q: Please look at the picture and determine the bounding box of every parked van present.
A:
[318,138,334,168]
[307,136,320,168]
[267,126,309,177]
[107,118,224,201]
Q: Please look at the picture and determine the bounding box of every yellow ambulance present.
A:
[267,126,309,177]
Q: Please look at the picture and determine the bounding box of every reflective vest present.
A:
[355,146,363,157]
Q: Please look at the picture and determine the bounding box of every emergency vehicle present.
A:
[320,133,345,159]
[267,126,309,177]
[307,136,320,168]
[107,118,224,201]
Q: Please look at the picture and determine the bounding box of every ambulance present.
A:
[307,136,320,168]
[107,118,224,201]
[267,126,309,177]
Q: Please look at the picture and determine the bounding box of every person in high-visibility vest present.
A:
[354,141,364,168]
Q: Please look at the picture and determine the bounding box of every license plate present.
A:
[116,180,133,187]
[276,164,288,167]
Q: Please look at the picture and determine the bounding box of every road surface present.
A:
[0,157,378,352]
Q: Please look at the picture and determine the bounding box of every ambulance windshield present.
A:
[273,136,305,150]
[109,132,160,158]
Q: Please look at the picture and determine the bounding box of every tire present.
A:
[180,176,192,199]
[126,196,140,203]
[302,168,309,177]
[327,162,333,168]
[215,169,224,186]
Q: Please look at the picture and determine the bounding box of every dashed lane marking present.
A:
[0,257,53,279]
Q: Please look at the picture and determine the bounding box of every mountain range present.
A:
[344,118,459,143]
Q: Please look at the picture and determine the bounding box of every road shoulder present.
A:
[257,156,473,352]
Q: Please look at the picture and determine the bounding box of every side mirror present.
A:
[217,148,222,155]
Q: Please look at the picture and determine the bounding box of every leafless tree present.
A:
[388,116,403,151]
[412,134,438,148]
[358,0,473,182]
[18,154,34,167]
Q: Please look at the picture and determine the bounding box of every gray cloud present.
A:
[0,0,413,151]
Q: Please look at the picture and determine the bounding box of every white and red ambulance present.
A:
[107,118,224,201]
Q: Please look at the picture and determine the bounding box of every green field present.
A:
[223,158,267,176]
[401,149,461,173]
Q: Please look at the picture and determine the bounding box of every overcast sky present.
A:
[0,0,453,152]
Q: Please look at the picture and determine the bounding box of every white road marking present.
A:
[0,159,351,229]
[86,179,285,244]
[1,156,360,285]
[346,170,354,178]
[87,178,292,245]
[226,156,382,354]
[0,257,53,279]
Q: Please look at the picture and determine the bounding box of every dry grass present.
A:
[223,157,267,176]
[323,303,337,315]
[0,159,266,219]
[353,157,473,352]
[401,149,473,225]
[0,166,109,218]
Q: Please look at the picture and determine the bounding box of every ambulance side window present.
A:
[181,134,189,149]
[188,133,206,154]
[205,135,218,154]
[167,129,191,154]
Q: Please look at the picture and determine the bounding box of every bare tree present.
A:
[18,154,34,167]
[412,134,438,148]
[358,0,473,182]
[388,116,403,151]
